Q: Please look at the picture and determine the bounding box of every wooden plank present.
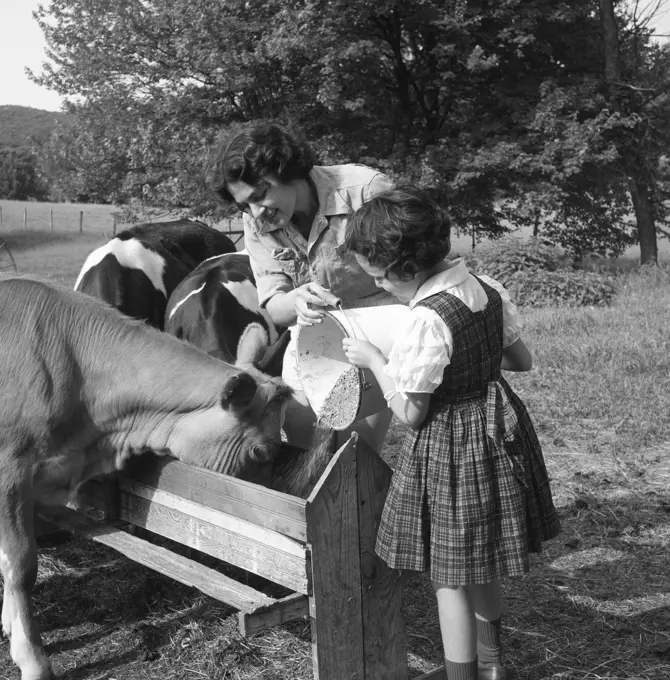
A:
[306,435,365,680]
[119,479,304,557]
[356,438,408,679]
[40,507,276,612]
[414,666,447,679]
[122,452,308,542]
[237,592,309,637]
[119,492,310,595]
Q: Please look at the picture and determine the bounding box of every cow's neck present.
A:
[83,320,236,429]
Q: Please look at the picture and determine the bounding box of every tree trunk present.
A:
[629,177,659,264]
[386,13,413,154]
[599,0,621,81]
[599,0,658,264]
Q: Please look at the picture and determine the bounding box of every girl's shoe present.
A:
[478,662,507,680]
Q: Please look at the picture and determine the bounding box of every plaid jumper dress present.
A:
[375,279,560,585]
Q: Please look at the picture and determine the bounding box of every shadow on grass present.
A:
[0,230,107,253]
[403,491,670,679]
[2,488,666,679]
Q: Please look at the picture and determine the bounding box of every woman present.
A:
[207,122,397,451]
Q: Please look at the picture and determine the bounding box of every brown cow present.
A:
[0,275,292,680]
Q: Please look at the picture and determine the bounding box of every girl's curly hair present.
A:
[343,185,451,281]
[207,122,316,203]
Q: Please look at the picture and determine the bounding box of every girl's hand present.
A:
[295,282,341,326]
[342,338,385,369]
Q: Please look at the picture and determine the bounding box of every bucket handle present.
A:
[336,302,372,392]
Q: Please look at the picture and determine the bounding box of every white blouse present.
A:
[383,258,522,396]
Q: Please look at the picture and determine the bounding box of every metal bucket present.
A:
[296,304,411,430]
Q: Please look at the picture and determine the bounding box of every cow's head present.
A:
[169,323,292,482]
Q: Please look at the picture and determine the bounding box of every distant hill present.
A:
[0,105,67,152]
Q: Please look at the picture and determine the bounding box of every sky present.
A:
[0,1,63,111]
[1,1,669,113]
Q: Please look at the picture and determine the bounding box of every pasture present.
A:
[2,198,669,261]
[0,222,668,680]
[0,199,245,249]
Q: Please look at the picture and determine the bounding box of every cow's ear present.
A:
[258,328,291,377]
[236,322,269,368]
[220,372,257,411]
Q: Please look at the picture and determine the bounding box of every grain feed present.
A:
[316,366,360,429]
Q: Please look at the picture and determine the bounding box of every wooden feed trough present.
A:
[40,434,446,679]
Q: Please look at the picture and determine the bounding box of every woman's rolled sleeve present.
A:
[244,217,294,307]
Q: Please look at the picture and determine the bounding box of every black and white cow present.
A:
[164,253,290,377]
[0,275,293,680]
[75,219,236,329]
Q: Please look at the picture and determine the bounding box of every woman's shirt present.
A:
[383,258,522,396]
[244,164,395,308]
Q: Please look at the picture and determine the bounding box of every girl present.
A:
[340,186,560,680]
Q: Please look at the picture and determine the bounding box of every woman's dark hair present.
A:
[207,122,316,203]
[343,185,451,281]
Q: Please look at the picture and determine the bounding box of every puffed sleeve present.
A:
[478,275,523,347]
[244,215,294,307]
[382,307,453,396]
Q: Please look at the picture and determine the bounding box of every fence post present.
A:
[23,207,27,231]
[50,209,54,232]
[0,205,3,229]
[113,213,117,236]
[79,211,83,234]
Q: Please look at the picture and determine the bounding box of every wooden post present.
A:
[79,211,83,234]
[355,437,407,679]
[306,435,407,680]
[50,209,54,232]
[23,207,27,230]
[307,437,365,679]
[0,205,3,229]
[113,213,117,236]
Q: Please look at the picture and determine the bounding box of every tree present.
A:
[0,150,48,201]
[31,0,670,261]
[32,0,324,206]
[594,0,669,263]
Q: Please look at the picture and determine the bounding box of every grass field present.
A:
[0,227,668,680]
[0,199,244,237]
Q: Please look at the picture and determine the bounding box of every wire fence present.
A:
[0,200,245,246]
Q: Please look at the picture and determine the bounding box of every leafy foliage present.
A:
[465,238,617,307]
[505,269,617,307]
[0,150,49,201]
[0,106,65,151]
[0,106,64,200]
[26,0,670,260]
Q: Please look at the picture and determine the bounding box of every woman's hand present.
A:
[342,338,385,369]
[295,282,341,326]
